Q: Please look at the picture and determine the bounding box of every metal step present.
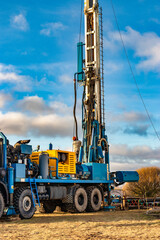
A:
[29,178,40,208]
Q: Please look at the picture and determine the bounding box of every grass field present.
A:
[0,210,160,240]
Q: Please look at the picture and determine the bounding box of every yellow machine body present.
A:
[31,150,76,177]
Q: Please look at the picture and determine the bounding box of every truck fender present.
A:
[0,181,9,204]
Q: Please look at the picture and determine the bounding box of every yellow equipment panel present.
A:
[30,150,76,177]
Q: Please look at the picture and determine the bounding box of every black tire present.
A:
[0,191,5,218]
[68,186,88,213]
[86,186,102,212]
[43,201,56,213]
[14,188,35,219]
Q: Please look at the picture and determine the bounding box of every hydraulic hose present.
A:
[73,73,78,140]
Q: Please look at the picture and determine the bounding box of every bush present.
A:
[123,167,160,197]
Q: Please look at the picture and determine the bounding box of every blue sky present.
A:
[0,0,159,171]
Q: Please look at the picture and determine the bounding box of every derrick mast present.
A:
[73,0,109,165]
[84,0,101,129]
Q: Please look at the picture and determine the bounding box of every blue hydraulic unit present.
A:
[116,171,139,183]
[77,42,84,82]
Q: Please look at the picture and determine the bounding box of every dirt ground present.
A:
[0,209,160,240]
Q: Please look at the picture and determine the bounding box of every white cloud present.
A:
[111,111,148,123]
[18,96,51,114]
[0,93,77,138]
[0,111,29,135]
[121,111,148,123]
[0,63,32,91]
[150,18,160,25]
[0,110,73,138]
[28,62,74,87]
[0,63,21,83]
[104,61,123,75]
[0,64,15,72]
[40,22,66,36]
[0,72,22,83]
[31,114,73,137]
[104,37,120,53]
[0,92,12,108]
[109,26,160,73]
[11,13,29,31]
[110,144,160,163]
[18,95,72,116]
[107,111,151,136]
[58,74,72,83]
[49,101,72,115]
[110,162,147,172]
[0,90,75,137]
[0,107,158,168]
[0,93,159,169]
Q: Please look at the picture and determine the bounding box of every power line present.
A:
[110,0,160,143]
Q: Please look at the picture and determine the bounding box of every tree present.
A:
[123,167,160,197]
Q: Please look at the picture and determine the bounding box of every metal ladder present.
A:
[29,178,40,208]
[99,7,105,126]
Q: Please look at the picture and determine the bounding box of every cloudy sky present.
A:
[0,0,159,171]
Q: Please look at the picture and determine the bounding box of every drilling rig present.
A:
[73,0,109,167]
[0,0,139,220]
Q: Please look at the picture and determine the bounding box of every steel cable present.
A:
[110,0,160,143]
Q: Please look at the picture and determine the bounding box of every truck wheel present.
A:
[43,201,56,213]
[0,191,5,218]
[68,186,88,213]
[14,188,35,219]
[86,186,102,212]
[61,204,68,212]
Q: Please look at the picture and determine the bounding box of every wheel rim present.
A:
[78,193,84,206]
[0,194,4,217]
[23,196,32,212]
[93,193,99,205]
